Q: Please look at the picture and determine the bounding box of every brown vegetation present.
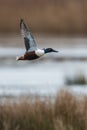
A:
[0,91,87,130]
[0,0,87,34]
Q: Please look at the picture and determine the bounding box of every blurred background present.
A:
[0,0,87,98]
[0,0,87,35]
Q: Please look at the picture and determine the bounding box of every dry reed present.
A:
[0,91,87,130]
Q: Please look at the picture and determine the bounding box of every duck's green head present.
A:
[44,48,58,53]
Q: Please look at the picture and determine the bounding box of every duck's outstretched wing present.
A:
[20,19,37,52]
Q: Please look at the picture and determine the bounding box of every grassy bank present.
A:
[0,91,87,130]
[0,0,87,34]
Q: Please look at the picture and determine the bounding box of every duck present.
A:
[16,19,58,60]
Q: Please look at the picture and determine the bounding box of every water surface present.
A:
[0,36,87,97]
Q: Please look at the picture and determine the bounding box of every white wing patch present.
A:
[35,49,45,57]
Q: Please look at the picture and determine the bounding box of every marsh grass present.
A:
[65,74,87,85]
[0,0,87,34]
[0,91,87,130]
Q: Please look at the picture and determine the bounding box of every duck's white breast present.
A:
[35,49,45,57]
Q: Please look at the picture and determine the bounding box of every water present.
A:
[0,36,87,97]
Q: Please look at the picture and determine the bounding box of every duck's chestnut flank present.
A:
[24,51,39,60]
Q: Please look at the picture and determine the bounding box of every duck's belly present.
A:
[24,52,39,60]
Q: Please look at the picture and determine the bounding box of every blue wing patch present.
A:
[24,37,30,51]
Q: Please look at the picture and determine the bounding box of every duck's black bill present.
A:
[52,49,59,52]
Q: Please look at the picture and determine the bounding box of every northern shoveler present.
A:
[16,19,58,60]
